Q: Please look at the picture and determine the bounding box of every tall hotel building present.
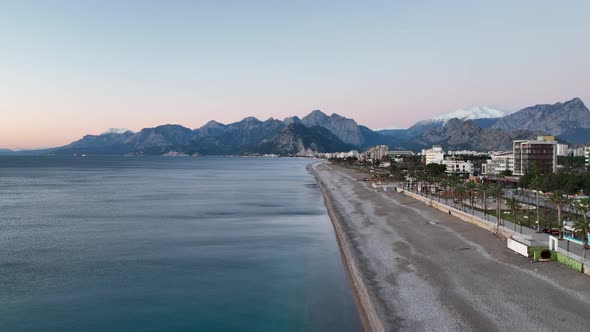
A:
[513,136,557,176]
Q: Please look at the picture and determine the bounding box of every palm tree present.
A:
[440,178,449,205]
[449,175,461,209]
[531,175,542,232]
[478,182,489,221]
[548,191,570,239]
[466,181,476,215]
[455,184,466,212]
[505,197,521,232]
[491,185,503,227]
[572,198,590,258]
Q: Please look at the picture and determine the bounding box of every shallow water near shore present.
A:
[0,156,361,332]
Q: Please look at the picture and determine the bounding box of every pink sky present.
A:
[2,1,589,150]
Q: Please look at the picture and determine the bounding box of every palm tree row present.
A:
[400,167,590,258]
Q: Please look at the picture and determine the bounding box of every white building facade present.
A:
[423,145,444,165]
[482,151,514,176]
[443,158,473,175]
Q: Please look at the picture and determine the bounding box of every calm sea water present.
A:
[0,156,361,332]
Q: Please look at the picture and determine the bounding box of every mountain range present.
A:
[3,98,589,156]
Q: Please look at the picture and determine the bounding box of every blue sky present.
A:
[1,1,589,149]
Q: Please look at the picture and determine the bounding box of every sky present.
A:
[1,1,589,150]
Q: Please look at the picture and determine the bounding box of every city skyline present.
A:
[2,1,589,149]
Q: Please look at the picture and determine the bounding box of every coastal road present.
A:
[313,162,590,331]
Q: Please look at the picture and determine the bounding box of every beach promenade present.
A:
[312,161,590,331]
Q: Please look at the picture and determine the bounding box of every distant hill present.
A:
[413,119,541,151]
[258,123,355,155]
[0,149,14,155]
[11,98,590,156]
[48,111,381,156]
[379,106,511,140]
[485,98,590,144]
[379,98,590,147]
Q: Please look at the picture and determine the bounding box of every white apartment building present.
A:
[570,146,586,157]
[585,146,590,170]
[482,151,514,176]
[363,145,389,160]
[447,150,487,156]
[324,150,359,159]
[443,157,473,175]
[557,143,569,157]
[423,145,444,165]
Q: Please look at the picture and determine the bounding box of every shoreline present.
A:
[310,162,385,332]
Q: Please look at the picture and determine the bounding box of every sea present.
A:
[0,156,361,332]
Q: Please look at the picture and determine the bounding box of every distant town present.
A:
[321,135,590,277]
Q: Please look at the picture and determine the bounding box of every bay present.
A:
[0,156,361,332]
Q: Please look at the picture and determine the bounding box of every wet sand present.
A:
[312,162,590,331]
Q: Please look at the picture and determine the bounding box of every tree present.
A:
[505,197,521,232]
[572,198,590,258]
[548,191,570,239]
[478,182,490,221]
[466,181,476,215]
[426,163,447,178]
[531,175,542,232]
[455,184,466,212]
[500,169,513,177]
[491,185,503,227]
[440,178,449,205]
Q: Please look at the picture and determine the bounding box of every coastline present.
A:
[310,161,590,331]
[310,162,385,332]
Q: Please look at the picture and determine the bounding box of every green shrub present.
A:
[555,253,583,272]
[528,246,548,259]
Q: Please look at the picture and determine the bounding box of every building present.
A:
[447,150,487,156]
[556,143,569,157]
[363,145,389,160]
[513,136,557,176]
[443,157,473,175]
[482,151,514,176]
[585,146,590,170]
[387,150,415,158]
[324,150,359,159]
[423,145,444,165]
[569,146,586,157]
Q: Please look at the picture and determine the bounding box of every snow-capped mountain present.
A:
[430,106,512,123]
[101,128,134,135]
[379,106,513,139]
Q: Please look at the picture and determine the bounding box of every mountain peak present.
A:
[330,113,346,120]
[565,97,586,108]
[200,120,226,129]
[304,110,329,120]
[101,128,133,135]
[430,106,511,123]
[241,116,261,123]
[283,116,302,125]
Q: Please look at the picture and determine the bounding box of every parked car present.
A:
[542,228,559,236]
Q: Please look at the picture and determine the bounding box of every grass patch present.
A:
[528,246,548,259]
[555,252,583,272]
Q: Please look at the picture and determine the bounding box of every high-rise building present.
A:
[363,145,389,160]
[513,136,557,176]
[585,146,590,170]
